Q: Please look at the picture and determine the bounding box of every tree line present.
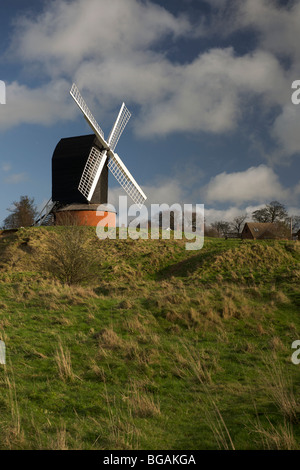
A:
[1,196,300,238]
[1,196,38,229]
[206,201,300,238]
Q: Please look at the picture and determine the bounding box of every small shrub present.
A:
[41,225,96,285]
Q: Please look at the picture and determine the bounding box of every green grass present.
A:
[0,227,299,449]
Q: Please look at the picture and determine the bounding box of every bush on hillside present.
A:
[41,225,96,285]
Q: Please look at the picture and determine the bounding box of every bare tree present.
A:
[290,215,300,233]
[3,196,37,229]
[252,201,288,223]
[231,214,247,234]
[204,224,219,237]
[210,221,231,238]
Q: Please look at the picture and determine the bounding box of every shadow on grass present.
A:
[155,244,232,280]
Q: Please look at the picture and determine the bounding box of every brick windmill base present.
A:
[54,203,116,227]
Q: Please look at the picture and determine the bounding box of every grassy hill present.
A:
[0,226,299,450]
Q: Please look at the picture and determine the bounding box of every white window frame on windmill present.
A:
[0,81,6,104]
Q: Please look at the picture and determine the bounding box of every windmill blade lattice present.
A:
[70,83,147,206]
[70,84,108,149]
[108,103,131,151]
[108,153,147,208]
[78,147,108,201]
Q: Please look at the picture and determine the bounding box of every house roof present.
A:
[242,222,278,238]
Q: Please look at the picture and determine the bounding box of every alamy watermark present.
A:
[291,80,300,105]
[0,340,5,365]
[96,197,204,251]
[291,340,300,365]
[0,80,6,104]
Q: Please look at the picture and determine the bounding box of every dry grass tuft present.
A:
[97,386,141,449]
[55,342,75,382]
[1,362,24,448]
[123,316,147,335]
[94,328,123,350]
[252,417,297,450]
[50,423,69,450]
[172,343,216,384]
[118,299,133,309]
[126,341,155,367]
[203,398,235,450]
[270,287,290,304]
[90,361,106,382]
[270,336,285,352]
[256,323,267,336]
[260,354,299,422]
[127,382,160,418]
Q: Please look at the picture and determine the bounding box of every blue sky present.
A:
[0,0,299,226]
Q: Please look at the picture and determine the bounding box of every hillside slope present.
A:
[0,227,299,450]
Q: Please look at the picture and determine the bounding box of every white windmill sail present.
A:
[70,84,108,150]
[108,102,131,151]
[78,147,108,201]
[70,84,110,201]
[107,153,147,207]
[106,102,146,207]
[70,83,147,207]
[78,101,131,201]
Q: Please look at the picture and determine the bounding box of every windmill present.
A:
[35,84,147,226]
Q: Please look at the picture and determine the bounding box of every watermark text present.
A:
[291,340,300,365]
[0,80,6,104]
[96,197,204,251]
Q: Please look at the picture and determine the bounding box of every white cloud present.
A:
[204,206,248,224]
[107,163,297,225]
[135,48,287,137]
[0,79,74,130]
[9,0,191,74]
[272,104,300,159]
[1,0,196,131]
[108,175,186,209]
[206,0,300,63]
[294,182,300,197]
[288,205,300,217]
[235,0,300,63]
[181,203,267,224]
[204,0,300,162]
[204,165,290,204]
[108,178,186,227]
[4,172,28,184]
[1,163,12,172]
[0,0,299,166]
[0,1,287,134]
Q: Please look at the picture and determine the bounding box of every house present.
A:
[292,229,300,241]
[241,222,290,240]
